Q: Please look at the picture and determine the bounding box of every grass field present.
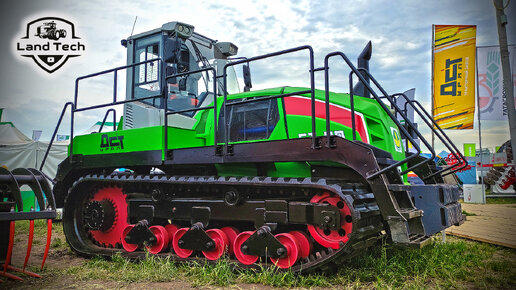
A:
[4,219,516,289]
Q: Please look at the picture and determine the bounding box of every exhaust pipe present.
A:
[352,41,372,98]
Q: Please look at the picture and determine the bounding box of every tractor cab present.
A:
[122,21,239,129]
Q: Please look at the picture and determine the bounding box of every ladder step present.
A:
[407,234,432,248]
[399,209,423,219]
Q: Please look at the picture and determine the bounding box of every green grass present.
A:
[486,197,516,204]
[53,237,516,288]
[462,210,477,216]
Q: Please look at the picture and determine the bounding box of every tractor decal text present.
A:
[100,134,124,152]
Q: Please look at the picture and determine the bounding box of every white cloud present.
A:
[0,0,514,153]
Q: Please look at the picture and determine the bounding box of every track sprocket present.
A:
[86,186,128,248]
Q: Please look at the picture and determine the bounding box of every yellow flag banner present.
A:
[432,25,476,129]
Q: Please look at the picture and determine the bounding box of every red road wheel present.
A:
[202,229,229,260]
[307,192,353,249]
[89,187,129,248]
[146,226,169,254]
[165,224,179,249]
[289,231,312,259]
[233,231,258,265]
[172,228,193,258]
[270,233,300,269]
[221,226,239,255]
[121,225,138,252]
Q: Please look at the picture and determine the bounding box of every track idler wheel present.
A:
[233,231,258,265]
[172,228,193,258]
[202,229,229,260]
[270,233,300,269]
[307,192,353,249]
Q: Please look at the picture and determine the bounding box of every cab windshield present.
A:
[132,32,240,116]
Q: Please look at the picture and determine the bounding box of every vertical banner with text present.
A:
[432,25,476,129]
[477,45,516,120]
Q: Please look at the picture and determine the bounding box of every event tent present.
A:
[0,122,68,179]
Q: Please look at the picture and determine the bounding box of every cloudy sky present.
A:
[1,0,515,153]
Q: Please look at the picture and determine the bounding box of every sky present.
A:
[0,0,515,153]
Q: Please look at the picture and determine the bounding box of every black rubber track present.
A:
[63,173,385,273]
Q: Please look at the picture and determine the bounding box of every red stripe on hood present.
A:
[284,96,369,143]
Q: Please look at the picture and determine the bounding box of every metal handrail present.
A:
[69,58,164,161]
[164,67,217,158]
[222,45,316,152]
[388,93,436,174]
[98,108,117,133]
[39,102,74,171]
[409,100,469,178]
[323,52,422,180]
[355,68,435,176]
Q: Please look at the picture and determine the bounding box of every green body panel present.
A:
[71,126,164,155]
[69,86,406,178]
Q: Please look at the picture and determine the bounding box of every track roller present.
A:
[172,228,193,258]
[202,229,229,260]
[220,226,239,256]
[145,226,169,254]
[289,230,312,259]
[270,233,300,269]
[233,231,258,265]
[121,225,138,252]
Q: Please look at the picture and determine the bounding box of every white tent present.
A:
[0,117,119,179]
[0,122,68,179]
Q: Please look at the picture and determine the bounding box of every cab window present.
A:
[217,99,279,142]
[133,34,161,107]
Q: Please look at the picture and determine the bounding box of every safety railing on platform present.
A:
[40,43,462,183]
[40,58,164,168]
[323,52,424,179]
[222,45,316,153]
[164,67,218,159]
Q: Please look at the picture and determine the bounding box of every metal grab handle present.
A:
[98,108,117,133]
[39,102,74,172]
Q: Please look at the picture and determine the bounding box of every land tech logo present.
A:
[15,17,86,73]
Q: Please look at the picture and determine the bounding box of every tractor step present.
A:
[407,234,433,248]
[399,209,424,219]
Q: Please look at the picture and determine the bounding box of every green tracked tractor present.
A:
[40,21,466,272]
